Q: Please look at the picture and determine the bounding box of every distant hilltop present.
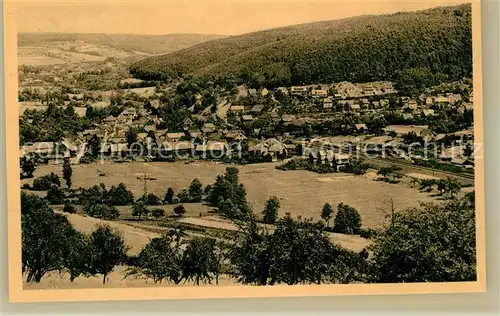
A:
[129,4,472,87]
[18,32,227,55]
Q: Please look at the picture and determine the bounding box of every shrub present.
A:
[22,183,31,190]
[358,228,378,239]
[333,203,362,235]
[173,205,186,217]
[63,203,76,214]
[32,173,61,191]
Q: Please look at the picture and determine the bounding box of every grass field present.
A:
[22,160,440,289]
[24,160,437,228]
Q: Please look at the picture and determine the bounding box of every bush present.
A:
[63,203,76,214]
[358,228,378,239]
[173,205,186,217]
[84,204,120,221]
[22,183,31,190]
[333,203,362,235]
[32,173,61,191]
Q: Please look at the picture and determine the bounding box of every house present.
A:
[406,100,418,110]
[201,123,216,134]
[363,85,376,96]
[183,117,194,128]
[422,109,436,117]
[147,100,161,110]
[380,99,390,108]
[311,89,328,98]
[104,115,117,124]
[160,141,194,158]
[165,132,185,142]
[290,86,308,95]
[121,107,137,118]
[186,129,202,140]
[425,97,434,106]
[261,88,269,97]
[459,103,474,113]
[448,94,462,104]
[134,116,150,127]
[354,124,368,133]
[229,105,245,112]
[250,104,265,113]
[101,143,129,157]
[276,87,289,95]
[195,141,231,159]
[383,84,395,94]
[224,130,247,142]
[22,142,54,155]
[323,97,334,109]
[269,108,280,120]
[360,99,370,110]
[249,138,288,162]
[248,88,258,96]
[281,114,295,123]
[241,114,254,122]
[434,96,449,107]
[349,104,361,112]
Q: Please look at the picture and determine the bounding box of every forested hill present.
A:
[129,4,472,88]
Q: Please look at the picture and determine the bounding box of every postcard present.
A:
[4,0,485,303]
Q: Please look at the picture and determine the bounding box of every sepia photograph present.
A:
[4,0,485,302]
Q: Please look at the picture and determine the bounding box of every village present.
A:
[19,60,475,177]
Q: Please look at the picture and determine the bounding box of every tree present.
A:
[106,183,134,205]
[89,225,127,284]
[229,217,271,285]
[369,194,476,283]
[32,173,61,191]
[333,203,362,235]
[45,185,65,205]
[132,201,149,220]
[84,204,120,221]
[262,196,280,224]
[125,128,138,147]
[182,237,220,285]
[152,208,165,220]
[22,196,77,283]
[164,187,175,204]
[88,135,101,158]
[188,179,204,202]
[65,230,91,282]
[21,156,36,179]
[443,178,462,199]
[173,205,186,217]
[207,167,251,220]
[126,231,185,284]
[62,158,73,188]
[377,165,403,183]
[321,203,333,227]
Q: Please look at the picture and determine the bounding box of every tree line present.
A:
[22,189,476,285]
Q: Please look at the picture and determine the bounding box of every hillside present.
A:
[18,33,227,55]
[129,4,472,87]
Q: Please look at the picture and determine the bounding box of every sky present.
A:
[16,0,469,36]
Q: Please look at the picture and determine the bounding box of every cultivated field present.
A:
[24,160,438,228]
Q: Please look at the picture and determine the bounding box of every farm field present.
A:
[24,160,438,228]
